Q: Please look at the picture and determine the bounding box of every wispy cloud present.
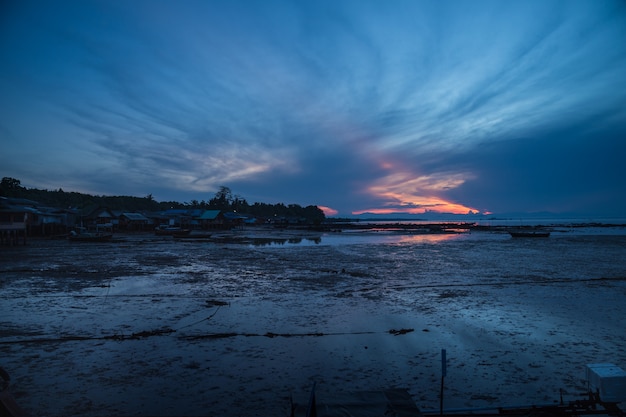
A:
[1,0,625,214]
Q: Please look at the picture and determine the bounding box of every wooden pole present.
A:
[440,348,446,416]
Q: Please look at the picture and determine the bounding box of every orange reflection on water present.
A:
[390,232,467,244]
[329,229,469,245]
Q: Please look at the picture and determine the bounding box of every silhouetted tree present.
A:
[209,186,233,210]
[0,177,24,196]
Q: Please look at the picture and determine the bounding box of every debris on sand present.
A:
[205,299,229,307]
[388,328,414,336]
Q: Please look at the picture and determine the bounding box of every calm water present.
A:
[1,227,625,416]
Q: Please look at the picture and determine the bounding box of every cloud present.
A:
[353,168,478,215]
[1,0,625,215]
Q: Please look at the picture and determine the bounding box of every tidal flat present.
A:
[1,227,626,416]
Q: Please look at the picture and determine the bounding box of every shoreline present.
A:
[16,220,626,242]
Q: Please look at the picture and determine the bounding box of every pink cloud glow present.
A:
[354,170,482,215]
[318,205,339,216]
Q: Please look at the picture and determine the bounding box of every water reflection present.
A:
[248,236,322,247]
[238,228,492,247]
[392,232,467,244]
[279,231,471,246]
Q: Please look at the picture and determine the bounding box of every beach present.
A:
[1,226,625,416]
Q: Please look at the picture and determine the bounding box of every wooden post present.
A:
[440,348,446,416]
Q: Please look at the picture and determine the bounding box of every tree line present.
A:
[0,178,325,224]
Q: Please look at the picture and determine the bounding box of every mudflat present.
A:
[1,229,625,416]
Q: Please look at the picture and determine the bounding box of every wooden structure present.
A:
[0,222,26,246]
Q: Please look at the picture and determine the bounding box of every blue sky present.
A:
[1,0,625,217]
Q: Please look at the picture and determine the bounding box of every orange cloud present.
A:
[318,205,338,216]
[354,171,481,215]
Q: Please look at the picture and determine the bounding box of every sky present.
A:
[1,0,625,217]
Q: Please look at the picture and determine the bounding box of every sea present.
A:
[1,221,625,416]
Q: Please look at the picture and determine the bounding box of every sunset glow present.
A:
[1,1,624,216]
[354,171,480,215]
[352,201,478,216]
[318,206,339,217]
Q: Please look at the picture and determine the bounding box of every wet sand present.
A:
[1,230,625,416]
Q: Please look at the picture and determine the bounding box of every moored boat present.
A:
[68,228,113,242]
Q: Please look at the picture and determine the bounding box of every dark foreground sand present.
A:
[1,230,625,416]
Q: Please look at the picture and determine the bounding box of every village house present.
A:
[79,206,115,232]
[196,209,224,229]
[0,197,79,242]
[0,197,32,245]
[117,212,151,231]
[222,211,249,229]
[34,206,77,235]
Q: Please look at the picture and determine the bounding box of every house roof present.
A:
[0,204,39,214]
[82,205,114,219]
[144,211,168,220]
[223,211,248,220]
[188,209,204,217]
[122,212,149,221]
[0,196,40,207]
[198,210,221,220]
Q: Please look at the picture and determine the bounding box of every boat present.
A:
[155,226,191,236]
[68,228,113,242]
[508,230,550,238]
